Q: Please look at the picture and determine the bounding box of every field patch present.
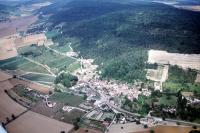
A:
[49,43,72,53]
[18,45,76,73]
[21,73,55,83]
[0,71,12,81]
[0,36,18,60]
[163,66,200,93]
[0,78,27,123]
[8,78,51,94]
[6,111,74,133]
[195,73,200,83]
[49,92,85,106]
[0,57,50,74]
[15,33,46,48]
[0,16,37,38]
[148,50,200,70]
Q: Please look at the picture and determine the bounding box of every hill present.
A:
[39,0,200,83]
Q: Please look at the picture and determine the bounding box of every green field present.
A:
[49,92,84,106]
[158,95,177,106]
[0,57,50,74]
[18,45,76,72]
[163,66,199,93]
[45,30,59,39]
[66,61,81,72]
[21,73,55,82]
[49,43,72,53]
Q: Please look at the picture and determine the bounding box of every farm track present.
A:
[20,71,54,77]
[22,56,56,77]
[45,45,78,61]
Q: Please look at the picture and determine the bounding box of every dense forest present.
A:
[0,4,11,22]
[40,0,200,83]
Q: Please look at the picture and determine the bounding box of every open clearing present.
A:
[21,73,55,83]
[0,36,18,60]
[146,65,168,82]
[174,5,200,12]
[8,78,51,94]
[49,92,85,106]
[6,111,74,133]
[195,73,200,83]
[0,16,37,38]
[15,33,47,48]
[0,71,12,81]
[108,124,195,133]
[148,50,200,70]
[0,57,50,74]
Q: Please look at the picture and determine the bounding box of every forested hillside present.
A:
[40,0,200,83]
[0,4,12,22]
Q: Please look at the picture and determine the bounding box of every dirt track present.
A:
[6,111,74,133]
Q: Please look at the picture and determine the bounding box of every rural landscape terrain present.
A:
[0,0,200,133]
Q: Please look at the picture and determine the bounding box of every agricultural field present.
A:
[49,92,85,107]
[195,73,200,83]
[49,43,72,53]
[66,61,81,73]
[21,73,55,83]
[8,78,51,94]
[0,15,38,38]
[0,87,27,123]
[163,66,200,93]
[80,118,106,132]
[54,109,86,124]
[18,45,76,73]
[148,50,200,70]
[0,57,50,74]
[0,71,12,81]
[0,36,18,60]
[6,111,74,133]
[45,30,59,39]
[0,72,27,123]
[15,33,47,48]
[146,65,165,82]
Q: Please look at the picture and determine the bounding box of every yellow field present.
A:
[195,73,200,83]
[148,50,200,70]
[0,36,18,60]
[0,71,27,123]
[6,111,74,133]
[15,33,47,48]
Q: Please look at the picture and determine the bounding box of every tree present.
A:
[11,114,16,120]
[189,130,200,133]
[73,117,80,130]
[136,120,140,125]
[192,126,197,129]
[150,129,155,133]
[144,124,148,128]
[83,94,87,100]
[6,117,10,123]
[55,73,78,88]
[49,91,53,95]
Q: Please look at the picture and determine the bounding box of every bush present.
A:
[55,72,78,88]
